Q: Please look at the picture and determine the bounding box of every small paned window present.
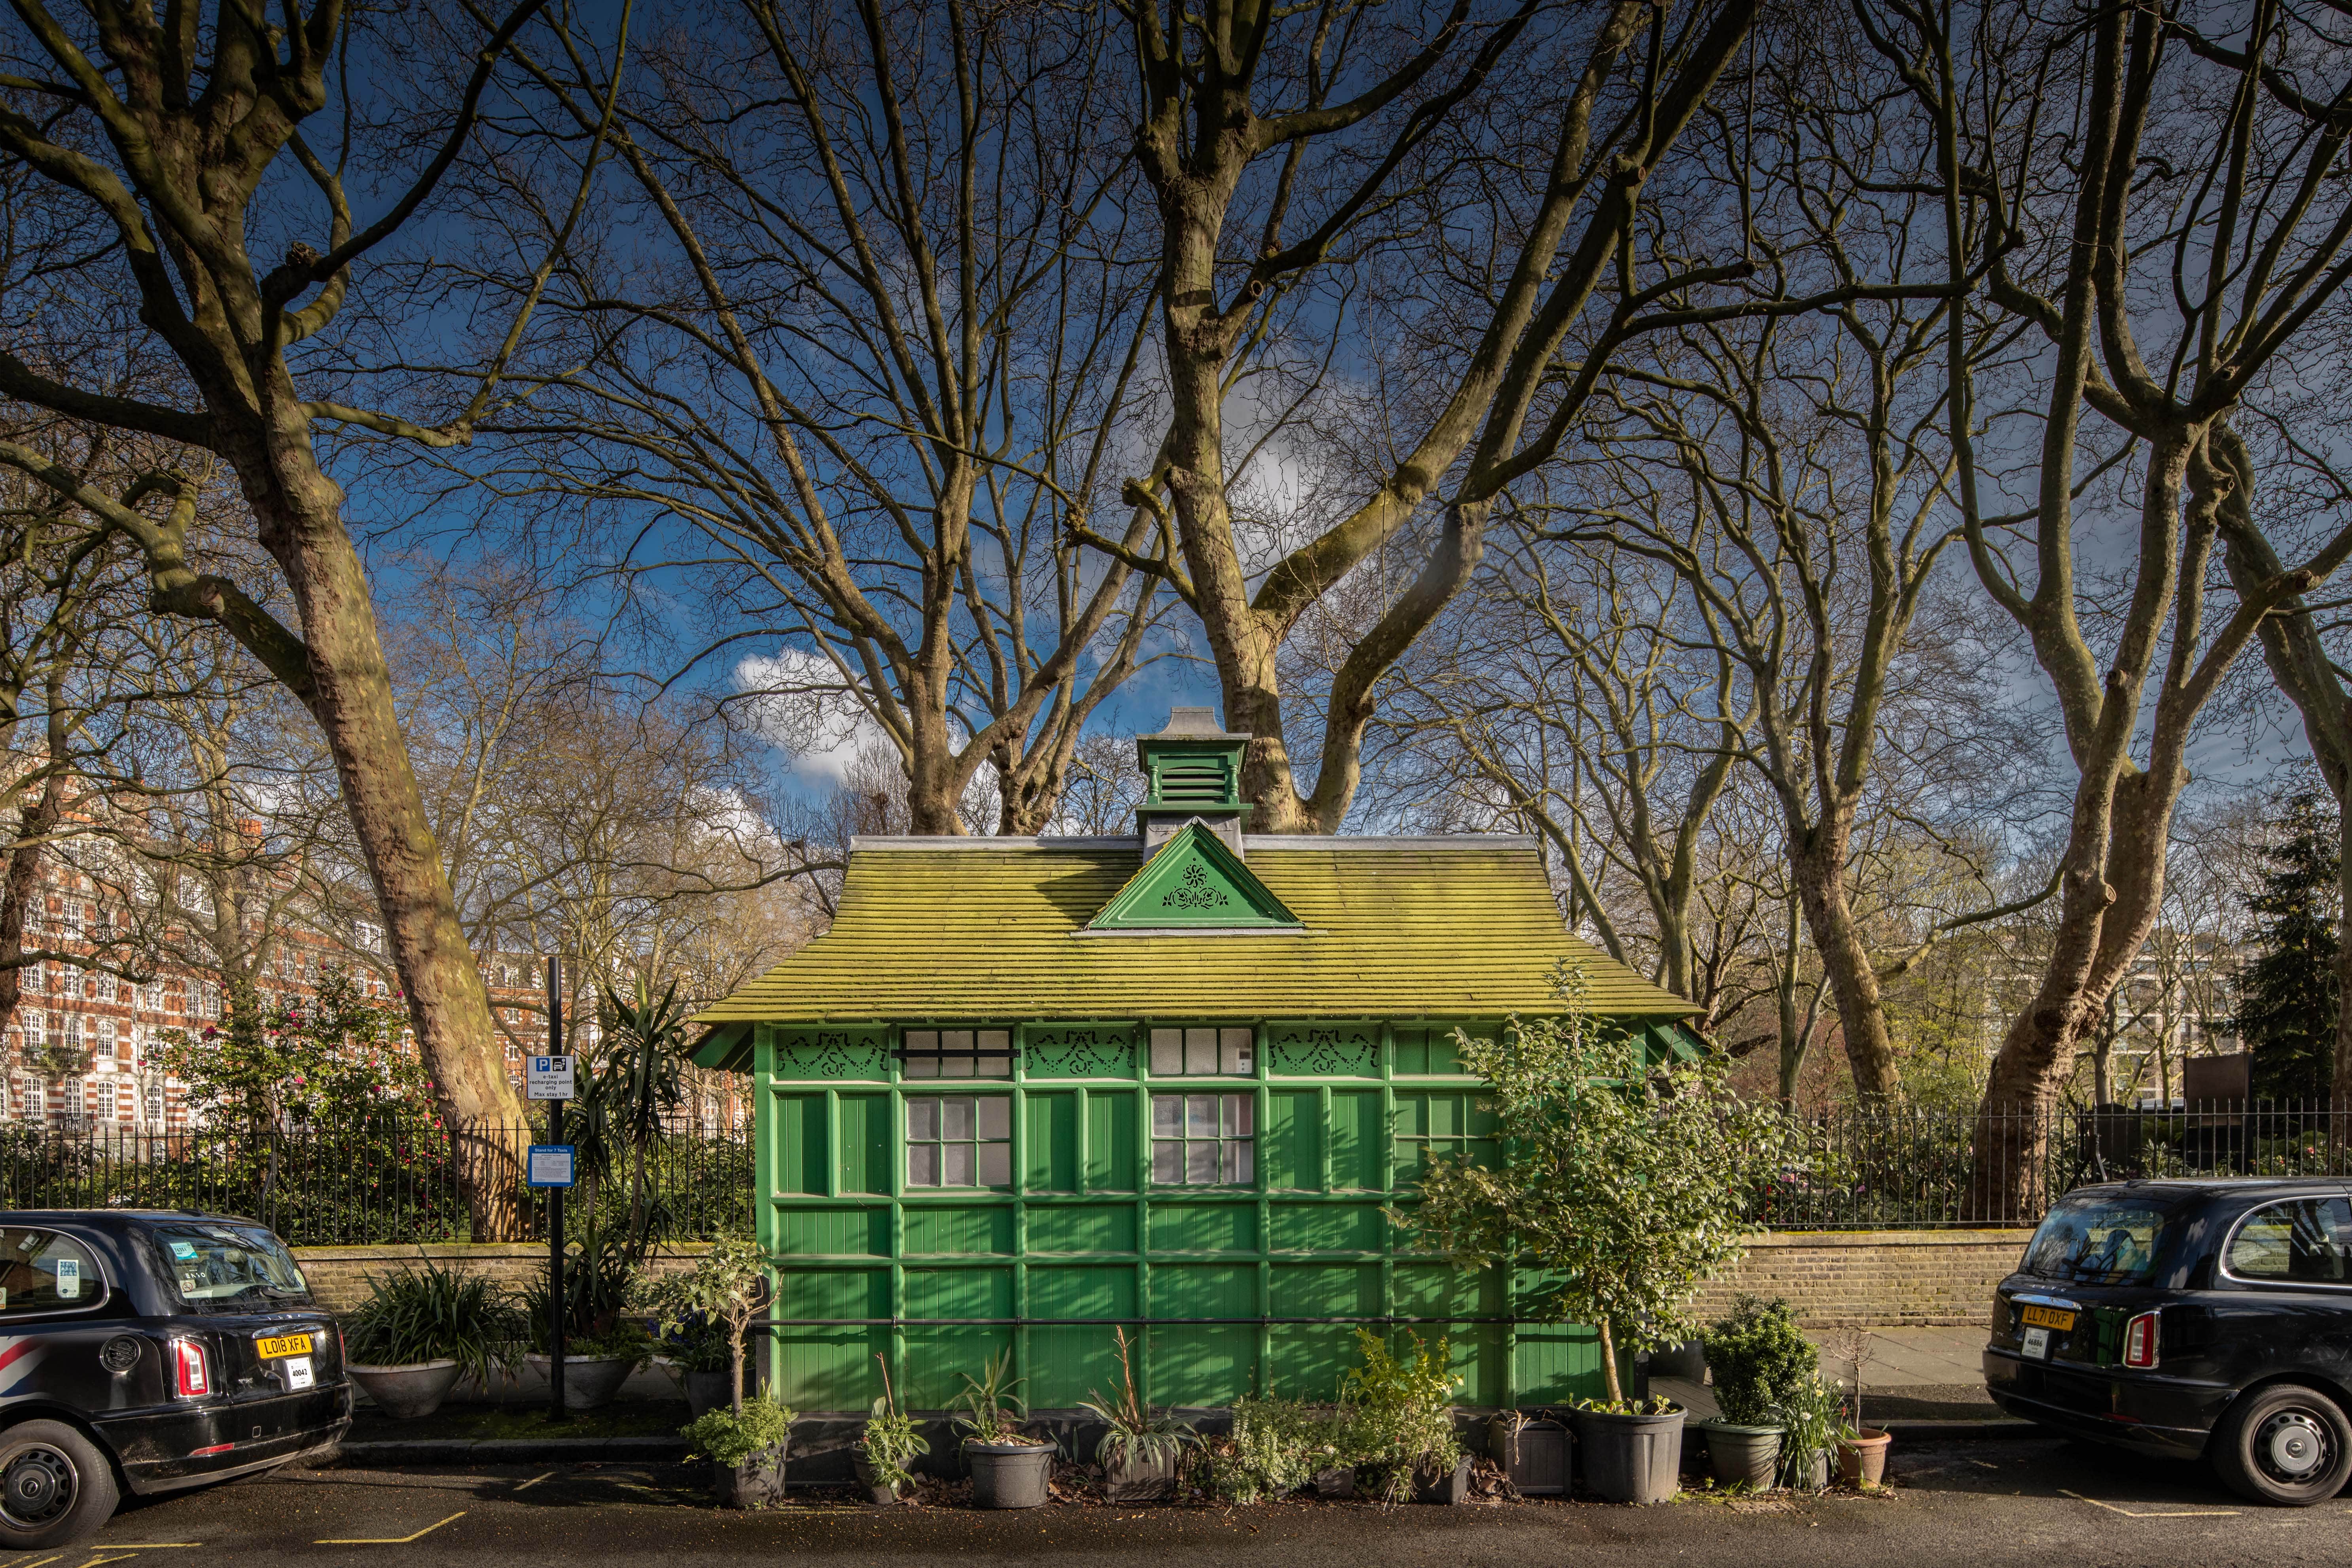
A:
[901,1028,1011,1079]
[1151,1093,1254,1184]
[1149,1026,1254,1076]
[2229,1198,2352,1283]
[906,1095,1012,1187]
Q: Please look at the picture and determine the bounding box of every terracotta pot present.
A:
[347,1360,463,1420]
[523,1353,633,1411]
[851,1451,900,1506]
[1838,1428,1892,1487]
[1572,1407,1684,1505]
[713,1444,787,1509]
[966,1440,1053,1508]
[1701,1419,1784,1491]
[1101,1447,1181,1503]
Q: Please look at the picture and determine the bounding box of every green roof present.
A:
[692,834,1695,1060]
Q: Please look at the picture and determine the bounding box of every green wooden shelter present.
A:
[692,708,1698,1414]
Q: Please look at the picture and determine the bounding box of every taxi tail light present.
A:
[171,1337,210,1398]
[2123,1310,2159,1369]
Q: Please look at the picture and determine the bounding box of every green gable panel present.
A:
[774,1027,890,1080]
[1088,823,1300,930]
[1023,1023,1134,1077]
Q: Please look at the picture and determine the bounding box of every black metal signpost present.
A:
[544,955,567,1422]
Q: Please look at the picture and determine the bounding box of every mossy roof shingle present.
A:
[691,834,1695,1040]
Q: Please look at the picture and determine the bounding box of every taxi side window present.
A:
[0,1228,102,1313]
[2228,1198,2352,1283]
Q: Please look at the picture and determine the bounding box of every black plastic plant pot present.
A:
[850,1452,899,1506]
[1102,1448,1182,1504]
[712,1446,787,1509]
[966,1441,1053,1508]
[1487,1415,1570,1496]
[1411,1456,1473,1504]
[1572,1407,1684,1505]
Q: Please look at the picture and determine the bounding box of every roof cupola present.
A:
[1135,707,1252,852]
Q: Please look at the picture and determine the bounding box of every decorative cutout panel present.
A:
[1089,822,1301,930]
[1267,1024,1378,1078]
[773,1029,890,1080]
[1025,1026,1135,1078]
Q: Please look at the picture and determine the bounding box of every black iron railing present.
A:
[0,1118,755,1246]
[1750,1099,2352,1230]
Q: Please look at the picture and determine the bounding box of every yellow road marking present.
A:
[6,1555,64,1568]
[511,1472,556,1492]
[73,1554,143,1568]
[315,1511,466,1545]
[2059,1489,2240,1519]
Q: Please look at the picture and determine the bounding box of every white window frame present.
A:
[1150,1092,1256,1186]
[1148,1026,1254,1076]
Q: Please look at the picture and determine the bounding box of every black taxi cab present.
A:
[1985,1178,2352,1505]
[0,1210,349,1545]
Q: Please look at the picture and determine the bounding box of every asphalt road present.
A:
[56,1437,2352,1568]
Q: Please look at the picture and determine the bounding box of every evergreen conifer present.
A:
[2233,792,2341,1101]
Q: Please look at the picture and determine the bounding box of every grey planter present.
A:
[685,1369,733,1420]
[712,1445,787,1509]
[966,1440,1054,1508]
[347,1360,463,1420]
[851,1451,900,1506]
[1487,1415,1569,1496]
[1101,1447,1182,1503]
[523,1353,634,1412]
[1411,1456,1473,1504]
[1311,1465,1356,1498]
[1784,1445,1832,1490]
[1701,1419,1784,1491]
[1573,1407,1684,1505]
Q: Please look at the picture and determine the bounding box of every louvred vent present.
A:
[1157,759,1228,803]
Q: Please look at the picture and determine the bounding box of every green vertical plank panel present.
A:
[1147,1263,1257,1407]
[1328,1091,1385,1190]
[1025,1091,1080,1193]
[1267,1263,1380,1399]
[1025,1264,1138,1409]
[835,1095,889,1194]
[770,1266,887,1410]
[901,1267,1015,1410]
[1261,1090,1321,1190]
[1393,1260,1507,1407]
[1084,1090,1136,1192]
[775,1093,828,1195]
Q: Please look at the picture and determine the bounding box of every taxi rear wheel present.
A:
[0,1420,118,1547]
[2212,1384,2352,1506]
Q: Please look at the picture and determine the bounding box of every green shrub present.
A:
[1771,1371,1852,1488]
[343,1261,525,1386]
[1705,1295,1819,1426]
[952,1349,1047,1446]
[1207,1398,1360,1503]
[1341,1329,1462,1502]
[681,1396,796,1466]
[1079,1329,1196,1469]
[857,1392,929,1492]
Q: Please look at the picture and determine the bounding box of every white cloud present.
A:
[734,651,890,785]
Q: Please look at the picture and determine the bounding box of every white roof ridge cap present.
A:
[849,834,1142,851]
[1240,833,1540,850]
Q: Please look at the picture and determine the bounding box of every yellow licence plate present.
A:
[256,1333,314,1360]
[2020,1305,2075,1331]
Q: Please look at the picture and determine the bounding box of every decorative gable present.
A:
[1088,822,1302,932]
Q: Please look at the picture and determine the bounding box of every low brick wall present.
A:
[1693,1229,2032,1328]
[291,1242,709,1315]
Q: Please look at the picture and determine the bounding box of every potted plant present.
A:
[953,1350,1054,1508]
[1700,1295,1819,1490]
[1340,1328,1466,1504]
[1486,1409,1569,1496]
[1409,965,1816,1505]
[1827,1327,1892,1485]
[342,1261,523,1419]
[853,1356,928,1505]
[1773,1371,1850,1490]
[654,1312,737,1418]
[525,1231,651,1410]
[1206,1398,1358,1502]
[682,1394,797,1508]
[1078,1329,1195,1502]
